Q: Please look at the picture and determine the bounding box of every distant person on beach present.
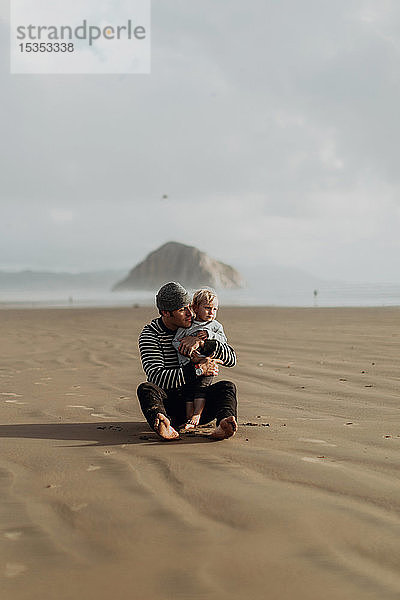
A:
[137,282,238,441]
[172,288,227,430]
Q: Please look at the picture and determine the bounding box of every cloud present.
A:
[1,0,400,280]
[49,209,75,223]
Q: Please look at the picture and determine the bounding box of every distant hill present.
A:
[112,242,244,291]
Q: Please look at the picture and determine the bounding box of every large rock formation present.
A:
[112,242,244,291]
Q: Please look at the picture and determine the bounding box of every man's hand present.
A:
[192,355,222,376]
[178,336,202,357]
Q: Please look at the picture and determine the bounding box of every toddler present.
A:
[172,289,227,430]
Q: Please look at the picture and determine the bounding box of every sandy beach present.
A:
[0,306,399,600]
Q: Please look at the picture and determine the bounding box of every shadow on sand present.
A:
[0,421,215,446]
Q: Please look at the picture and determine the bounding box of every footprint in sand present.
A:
[302,457,338,467]
[298,437,337,447]
[5,400,27,405]
[87,465,101,472]
[90,413,111,419]
[5,563,27,578]
[71,503,88,512]
[4,531,22,541]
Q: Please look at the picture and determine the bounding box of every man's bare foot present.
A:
[154,413,180,440]
[209,416,237,440]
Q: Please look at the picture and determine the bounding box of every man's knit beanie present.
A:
[156,282,191,312]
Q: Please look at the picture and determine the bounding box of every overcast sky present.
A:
[1,0,400,282]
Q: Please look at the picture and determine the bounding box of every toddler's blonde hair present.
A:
[192,288,218,308]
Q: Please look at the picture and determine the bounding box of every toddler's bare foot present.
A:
[154,413,180,440]
[182,414,201,431]
[209,416,237,440]
[182,421,195,431]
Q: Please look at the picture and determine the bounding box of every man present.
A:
[137,281,238,441]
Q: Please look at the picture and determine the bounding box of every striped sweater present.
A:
[138,317,236,390]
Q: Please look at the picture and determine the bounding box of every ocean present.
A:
[1,282,400,308]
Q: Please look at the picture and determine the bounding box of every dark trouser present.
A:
[137,380,237,431]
